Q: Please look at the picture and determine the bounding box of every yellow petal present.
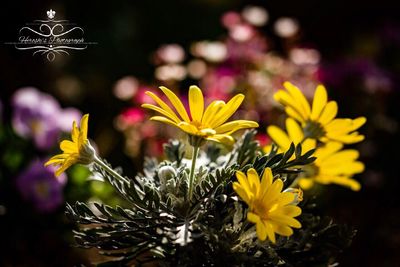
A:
[256,220,268,241]
[261,167,273,190]
[280,206,302,217]
[267,125,291,151]
[71,121,79,143]
[325,133,365,144]
[350,117,367,131]
[233,182,251,204]
[247,212,261,223]
[44,154,68,166]
[208,94,244,128]
[285,106,305,123]
[79,114,89,145]
[60,140,78,153]
[205,134,235,145]
[264,221,276,243]
[274,91,306,121]
[236,171,252,195]
[150,116,178,128]
[215,120,258,134]
[247,168,261,195]
[318,101,338,125]
[159,86,191,123]
[302,139,317,154]
[269,214,301,228]
[188,85,204,122]
[310,85,327,120]
[141,103,180,123]
[263,179,283,204]
[202,100,225,125]
[177,122,199,135]
[286,118,304,144]
[271,222,293,236]
[55,157,76,177]
[145,91,181,122]
[277,192,295,206]
[283,82,311,118]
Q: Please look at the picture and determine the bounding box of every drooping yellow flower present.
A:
[45,114,95,176]
[142,85,258,145]
[298,142,364,191]
[264,118,316,155]
[233,168,302,243]
[274,82,366,144]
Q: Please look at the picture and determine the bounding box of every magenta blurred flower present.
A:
[134,86,158,104]
[202,66,238,102]
[225,33,267,62]
[16,159,67,213]
[12,87,81,150]
[221,11,241,29]
[120,107,145,125]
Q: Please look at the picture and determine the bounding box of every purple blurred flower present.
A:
[57,107,82,132]
[12,87,81,150]
[16,159,67,213]
[319,59,392,93]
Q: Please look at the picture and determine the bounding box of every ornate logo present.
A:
[5,10,97,61]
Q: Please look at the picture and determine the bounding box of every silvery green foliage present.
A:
[66,130,355,266]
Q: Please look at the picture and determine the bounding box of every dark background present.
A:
[0,0,399,266]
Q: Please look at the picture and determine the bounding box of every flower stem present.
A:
[187,145,200,202]
[94,156,128,183]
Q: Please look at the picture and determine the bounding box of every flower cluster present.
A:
[233,168,301,243]
[47,80,366,265]
[267,82,365,191]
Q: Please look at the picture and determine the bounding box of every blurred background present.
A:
[0,0,399,266]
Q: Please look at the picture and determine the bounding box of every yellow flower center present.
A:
[252,199,274,220]
[303,120,325,139]
[191,121,216,136]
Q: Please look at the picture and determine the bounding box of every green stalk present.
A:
[187,145,200,202]
[94,156,128,183]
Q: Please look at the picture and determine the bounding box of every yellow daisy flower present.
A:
[298,142,364,191]
[274,82,366,144]
[142,85,259,146]
[233,168,302,243]
[45,114,95,176]
[264,118,316,155]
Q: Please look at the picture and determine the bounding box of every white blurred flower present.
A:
[229,24,254,42]
[155,64,187,81]
[242,6,269,27]
[290,48,321,65]
[191,41,227,63]
[187,59,207,79]
[113,76,139,100]
[274,17,299,38]
[156,44,185,64]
